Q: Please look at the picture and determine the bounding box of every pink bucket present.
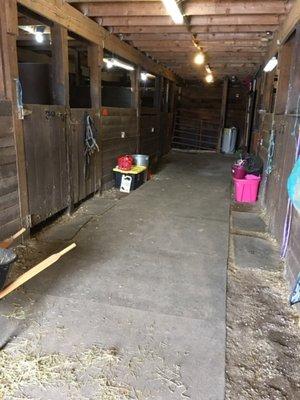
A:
[233,175,261,203]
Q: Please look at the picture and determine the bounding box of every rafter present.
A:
[75,1,287,17]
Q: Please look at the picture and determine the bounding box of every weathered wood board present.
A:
[0,100,21,240]
[100,107,138,187]
[140,107,160,160]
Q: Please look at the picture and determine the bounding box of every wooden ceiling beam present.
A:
[75,1,286,17]
[111,26,189,34]
[122,33,272,42]
[131,40,268,48]
[139,47,267,53]
[190,15,282,26]
[97,15,282,27]
[185,1,287,16]
[77,2,167,16]
[149,52,264,60]
[191,25,278,34]
[96,16,173,26]
[111,25,278,34]
[109,25,277,34]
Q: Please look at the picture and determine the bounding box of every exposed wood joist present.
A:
[76,1,287,17]
[97,15,282,27]
[63,0,291,80]
[111,25,279,34]
[148,53,264,62]
[122,33,273,42]
[131,40,268,48]
[17,0,178,81]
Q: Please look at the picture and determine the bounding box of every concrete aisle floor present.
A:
[0,151,233,400]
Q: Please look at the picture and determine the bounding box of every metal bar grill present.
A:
[172,109,219,151]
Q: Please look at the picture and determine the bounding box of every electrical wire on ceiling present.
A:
[170,1,214,83]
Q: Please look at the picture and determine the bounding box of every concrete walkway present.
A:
[0,152,233,400]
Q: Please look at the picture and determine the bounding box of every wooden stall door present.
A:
[23,104,69,226]
[69,108,101,204]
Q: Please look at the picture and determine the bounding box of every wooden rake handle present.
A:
[0,243,76,300]
[0,228,26,249]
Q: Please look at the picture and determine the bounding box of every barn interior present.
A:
[0,1,300,399]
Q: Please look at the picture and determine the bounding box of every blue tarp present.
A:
[287,158,300,213]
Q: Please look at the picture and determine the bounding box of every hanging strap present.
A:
[84,113,99,179]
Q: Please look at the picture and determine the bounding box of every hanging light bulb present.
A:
[194,51,205,65]
[35,32,44,43]
[205,74,214,83]
[35,27,45,44]
[141,72,148,82]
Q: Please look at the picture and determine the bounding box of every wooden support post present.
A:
[286,23,300,113]
[131,66,141,153]
[88,43,103,110]
[0,0,30,233]
[218,76,229,152]
[155,76,164,157]
[51,24,69,106]
[88,43,103,193]
[154,76,161,110]
[51,23,74,213]
[169,81,176,146]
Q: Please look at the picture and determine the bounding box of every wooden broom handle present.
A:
[0,243,76,300]
[0,228,26,249]
[11,228,26,240]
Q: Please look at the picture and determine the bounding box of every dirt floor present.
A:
[226,207,300,400]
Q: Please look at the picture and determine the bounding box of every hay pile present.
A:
[0,340,140,399]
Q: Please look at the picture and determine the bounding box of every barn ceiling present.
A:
[68,1,291,82]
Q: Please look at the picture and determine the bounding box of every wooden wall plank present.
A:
[100,107,138,188]
[0,0,29,236]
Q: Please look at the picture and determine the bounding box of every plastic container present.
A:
[0,248,17,290]
[132,154,149,168]
[233,175,261,203]
[232,164,246,179]
[113,165,147,192]
[222,127,237,154]
[117,155,133,171]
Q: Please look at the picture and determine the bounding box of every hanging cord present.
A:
[280,94,300,259]
[84,113,99,180]
[266,128,275,175]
